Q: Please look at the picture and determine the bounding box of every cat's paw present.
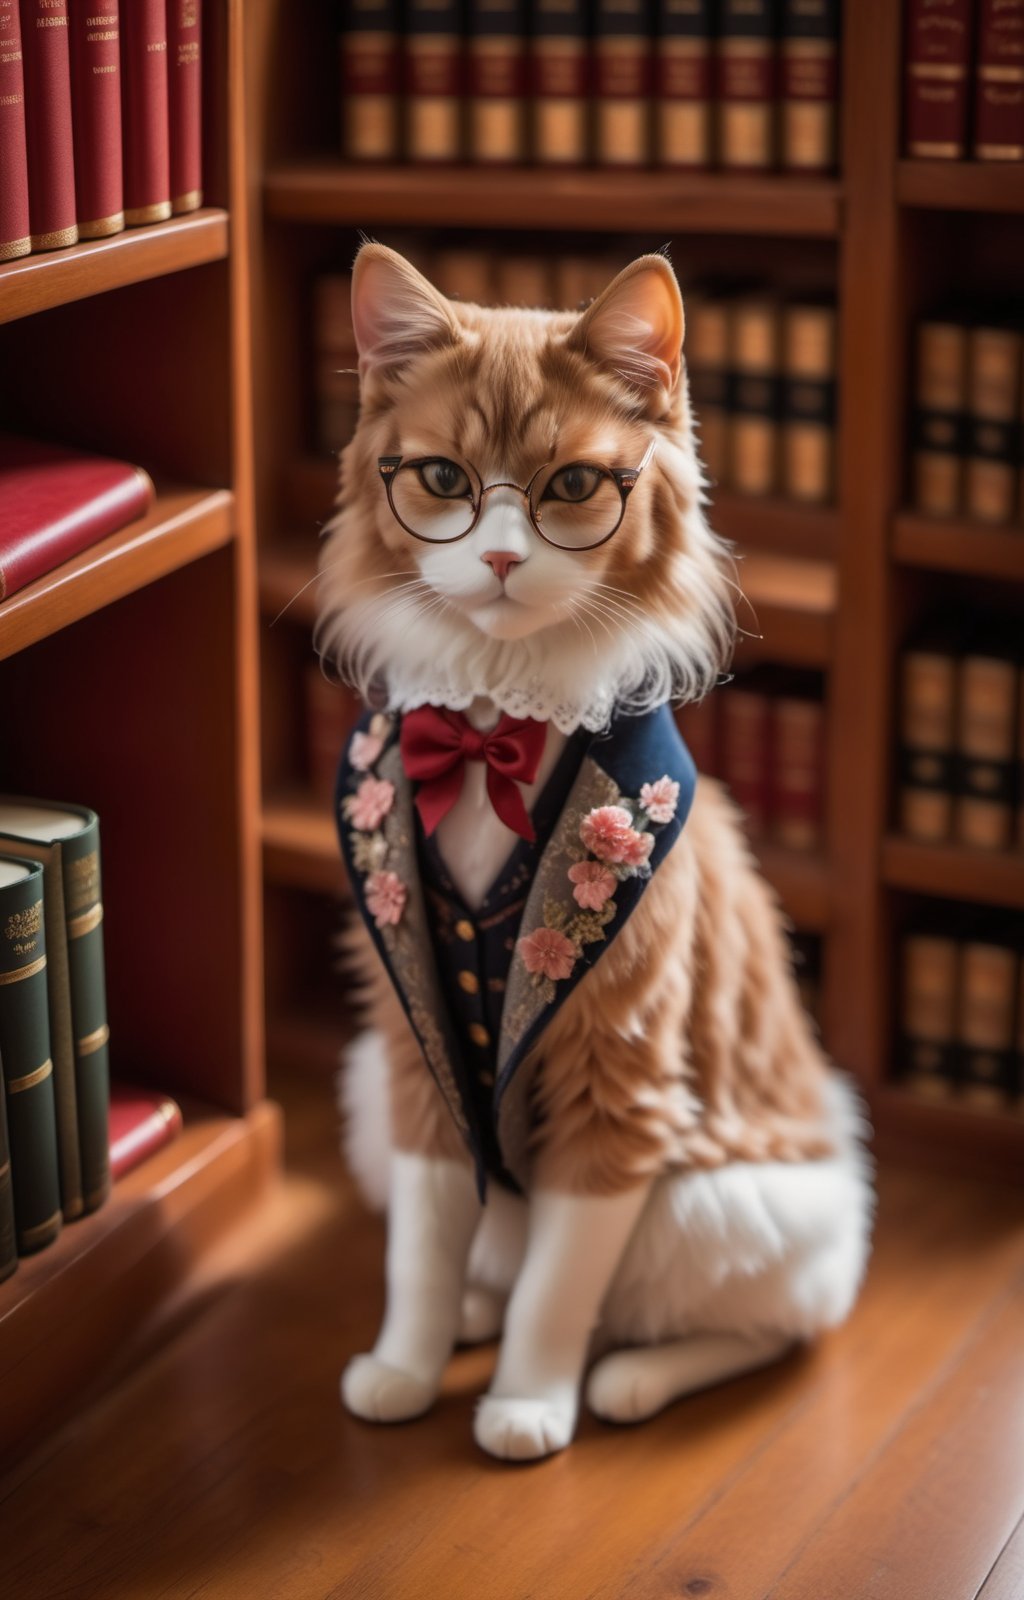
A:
[457,1286,506,1345]
[340,1353,438,1423]
[473,1395,576,1461]
[585,1349,666,1423]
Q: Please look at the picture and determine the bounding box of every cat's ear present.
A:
[568,255,684,415]
[351,243,461,384]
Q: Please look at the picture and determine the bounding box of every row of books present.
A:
[904,0,1023,163]
[900,614,1024,854]
[913,316,1024,527]
[340,0,840,171]
[0,0,202,263]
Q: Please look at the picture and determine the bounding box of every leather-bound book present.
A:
[655,0,713,169]
[730,297,781,496]
[0,0,31,261]
[120,0,170,224]
[901,932,958,1096]
[686,292,731,489]
[955,629,1018,851]
[68,0,123,240]
[719,675,774,835]
[530,0,588,165]
[782,301,837,504]
[340,0,401,160]
[780,0,840,172]
[717,0,778,170]
[405,0,463,162]
[674,695,719,778]
[167,0,202,212]
[0,801,113,1219]
[913,320,968,518]
[974,0,1024,160]
[899,624,959,843]
[593,0,653,168]
[0,1051,17,1280]
[109,1083,182,1180]
[0,858,62,1254]
[965,327,1021,524]
[467,0,526,163]
[771,681,825,851]
[958,938,1017,1107]
[0,435,154,601]
[19,0,78,251]
[904,0,972,159]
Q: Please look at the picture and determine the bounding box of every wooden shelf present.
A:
[0,486,235,661]
[734,551,836,669]
[263,791,347,896]
[892,512,1024,582]
[0,209,230,326]
[264,162,843,237]
[882,836,1024,909]
[755,840,831,932]
[710,492,840,561]
[872,1084,1024,1184]
[897,160,1024,215]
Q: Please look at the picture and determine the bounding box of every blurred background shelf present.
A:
[263,792,346,895]
[734,551,836,669]
[892,513,1024,581]
[882,838,1024,910]
[711,492,840,561]
[897,161,1024,215]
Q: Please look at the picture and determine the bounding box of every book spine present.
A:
[405,0,463,162]
[167,0,201,212]
[433,246,494,302]
[120,0,170,223]
[68,0,123,239]
[674,696,719,776]
[900,644,958,841]
[780,0,840,172]
[965,327,1022,524]
[955,649,1017,851]
[20,0,78,250]
[0,863,62,1253]
[340,0,401,160]
[904,0,972,159]
[467,0,526,163]
[782,302,837,503]
[530,0,588,164]
[109,1087,183,1179]
[655,0,713,169]
[958,939,1016,1106]
[771,693,825,850]
[593,0,653,167]
[913,320,967,517]
[730,298,781,496]
[686,293,732,487]
[719,685,773,834]
[901,932,958,1095]
[0,0,31,260]
[493,252,552,306]
[0,1052,17,1279]
[974,0,1024,160]
[61,818,110,1213]
[717,0,777,170]
[316,360,361,456]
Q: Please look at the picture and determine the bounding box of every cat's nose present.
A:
[481,551,524,583]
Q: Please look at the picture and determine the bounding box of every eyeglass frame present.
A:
[376,438,658,552]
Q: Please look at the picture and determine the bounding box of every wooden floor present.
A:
[3,1067,1024,1600]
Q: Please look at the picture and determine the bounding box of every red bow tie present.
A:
[400,706,546,842]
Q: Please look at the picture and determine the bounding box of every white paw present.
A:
[458,1286,506,1345]
[474,1395,576,1461]
[585,1350,665,1423]
[340,1353,438,1423]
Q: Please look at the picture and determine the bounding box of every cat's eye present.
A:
[543,465,602,504]
[417,459,471,499]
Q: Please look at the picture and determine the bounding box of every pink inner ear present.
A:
[585,266,684,393]
[352,251,457,376]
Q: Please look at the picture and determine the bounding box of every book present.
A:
[655,0,713,169]
[901,932,959,1096]
[686,292,731,488]
[780,0,840,172]
[974,0,1024,161]
[433,246,494,303]
[771,682,825,850]
[729,297,780,496]
[0,0,31,261]
[955,631,1018,851]
[782,301,837,504]
[674,695,718,777]
[120,0,170,224]
[109,1082,182,1179]
[899,625,959,843]
[0,857,62,1254]
[68,0,123,239]
[0,435,154,601]
[593,0,652,167]
[339,0,401,160]
[904,0,973,159]
[493,253,552,307]
[912,320,968,518]
[167,0,202,213]
[964,326,1021,524]
[555,253,617,311]
[719,676,773,835]
[958,938,1017,1107]
[316,360,361,456]
[20,0,79,251]
[0,801,112,1219]
[717,0,777,170]
[405,0,463,162]
[314,272,356,356]
[530,0,588,164]
[0,1050,17,1280]
[467,0,526,163]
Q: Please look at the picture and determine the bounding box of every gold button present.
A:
[455,919,474,942]
[458,970,479,994]
[468,1023,490,1048]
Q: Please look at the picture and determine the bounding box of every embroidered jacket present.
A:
[335,704,697,1199]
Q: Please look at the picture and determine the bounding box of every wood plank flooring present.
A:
[2,1066,1024,1600]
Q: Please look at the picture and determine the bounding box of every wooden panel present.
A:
[734,551,836,669]
[710,492,840,560]
[978,1517,1024,1600]
[893,512,1024,581]
[263,792,347,895]
[873,1087,1024,1185]
[898,160,1024,214]
[755,842,831,932]
[882,836,1024,909]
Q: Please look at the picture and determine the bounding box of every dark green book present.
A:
[0,802,112,1220]
[0,856,62,1255]
[0,1050,18,1281]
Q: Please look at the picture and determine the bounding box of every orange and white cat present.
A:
[317,244,873,1463]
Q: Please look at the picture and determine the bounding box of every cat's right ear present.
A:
[351,244,461,386]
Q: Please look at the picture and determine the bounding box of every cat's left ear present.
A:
[568,254,684,417]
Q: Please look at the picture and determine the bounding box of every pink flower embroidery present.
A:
[365,870,406,928]
[568,860,618,910]
[350,731,384,772]
[621,829,654,869]
[580,805,637,863]
[346,776,395,830]
[639,776,680,824]
[518,926,578,982]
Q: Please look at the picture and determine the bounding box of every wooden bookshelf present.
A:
[263,792,346,896]
[882,838,1024,911]
[897,160,1024,214]
[892,512,1024,582]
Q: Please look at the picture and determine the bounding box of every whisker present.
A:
[271,566,423,628]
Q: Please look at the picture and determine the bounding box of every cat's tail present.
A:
[336,1028,392,1212]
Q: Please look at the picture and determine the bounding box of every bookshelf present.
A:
[0,0,276,1461]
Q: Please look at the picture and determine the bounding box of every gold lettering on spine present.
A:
[21,1208,62,1245]
[0,953,47,985]
[67,901,103,939]
[9,1059,53,1093]
[77,1023,110,1056]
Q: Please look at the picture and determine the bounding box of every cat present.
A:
[317,243,874,1463]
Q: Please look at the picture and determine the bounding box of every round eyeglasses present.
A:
[377,439,657,552]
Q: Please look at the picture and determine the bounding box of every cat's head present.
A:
[315,244,735,732]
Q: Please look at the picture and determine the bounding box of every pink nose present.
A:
[481,550,524,583]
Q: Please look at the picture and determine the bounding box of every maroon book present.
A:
[109,1083,182,1180]
[120,0,170,224]
[904,0,973,159]
[771,691,825,851]
[167,0,202,212]
[19,0,78,250]
[719,682,773,834]
[68,0,123,239]
[0,0,30,260]
[974,0,1024,160]
[0,436,154,602]
[717,0,777,170]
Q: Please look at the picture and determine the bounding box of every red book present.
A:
[19,0,78,250]
[167,0,201,212]
[974,0,1024,161]
[0,0,30,260]
[719,680,773,834]
[109,1083,182,1180]
[904,0,973,159]
[593,0,652,167]
[68,0,124,239]
[0,436,154,602]
[340,0,401,161]
[120,0,170,224]
[771,690,825,850]
[718,0,777,170]
[404,0,462,162]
